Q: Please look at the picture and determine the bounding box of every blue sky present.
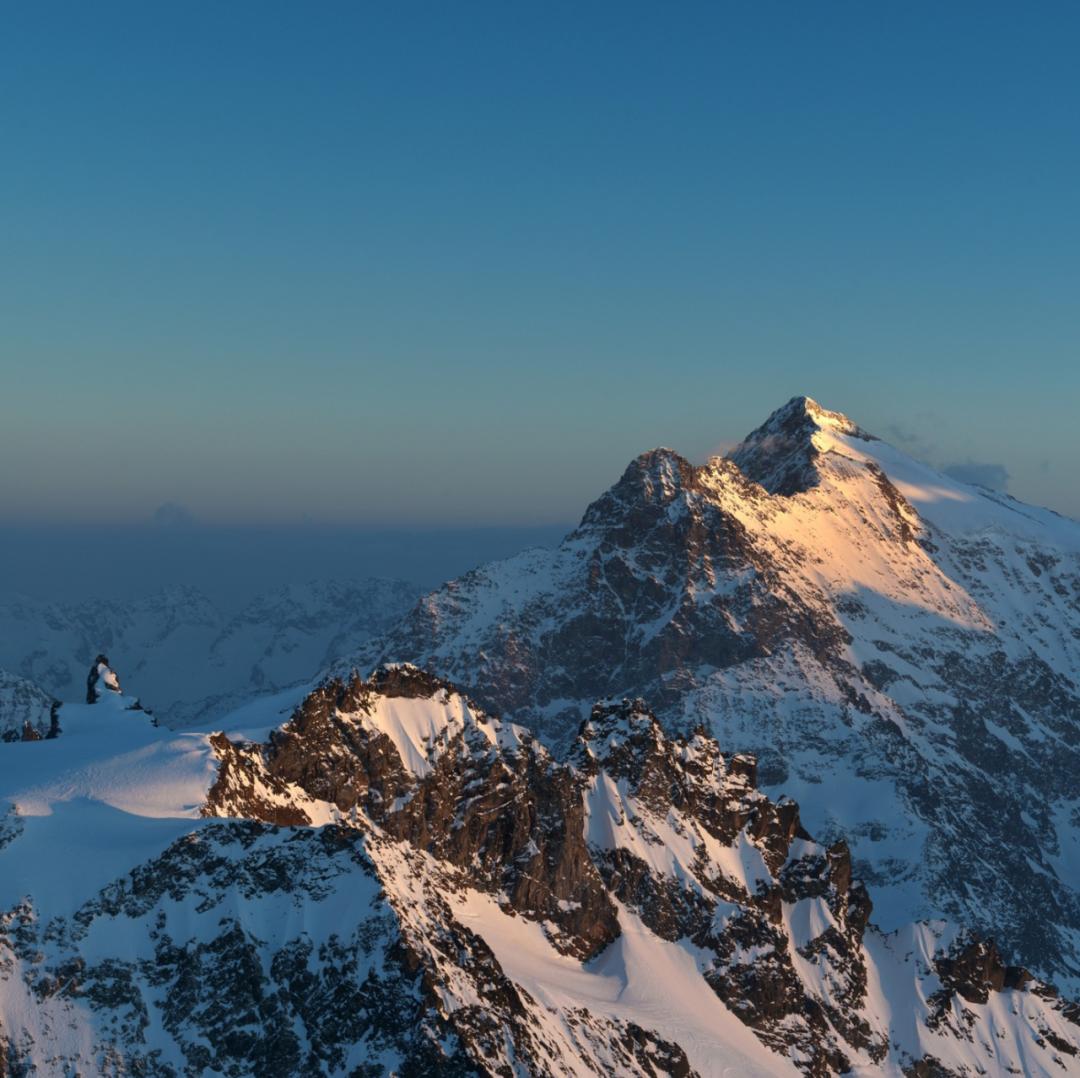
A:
[2,1,1078,526]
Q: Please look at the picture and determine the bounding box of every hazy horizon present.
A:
[0,522,573,609]
[3,392,1076,528]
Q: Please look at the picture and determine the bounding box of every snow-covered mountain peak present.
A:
[352,395,1080,994]
[578,446,696,524]
[574,395,895,526]
[330,663,534,778]
[741,394,872,446]
[621,444,693,484]
[724,396,1080,550]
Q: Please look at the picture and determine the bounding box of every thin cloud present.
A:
[884,423,934,456]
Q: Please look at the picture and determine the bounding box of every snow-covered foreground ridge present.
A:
[356,395,1080,995]
[2,668,1078,1075]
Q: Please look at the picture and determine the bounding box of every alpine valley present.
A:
[2,398,1080,1077]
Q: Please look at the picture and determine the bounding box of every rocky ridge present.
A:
[3,667,1079,1074]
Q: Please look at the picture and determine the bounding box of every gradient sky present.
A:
[3,1,1078,527]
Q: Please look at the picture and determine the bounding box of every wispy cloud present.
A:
[884,423,936,457]
[942,461,1010,491]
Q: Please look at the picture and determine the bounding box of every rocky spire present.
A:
[574,447,698,538]
[86,654,122,704]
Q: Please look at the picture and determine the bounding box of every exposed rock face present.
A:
[0,818,704,1078]
[0,669,58,742]
[86,654,121,704]
[933,935,1031,1005]
[728,395,875,496]
[206,666,621,961]
[196,671,1080,1076]
[351,396,1080,994]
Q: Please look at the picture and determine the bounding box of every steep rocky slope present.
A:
[353,397,1080,994]
[0,577,419,727]
[2,668,1078,1075]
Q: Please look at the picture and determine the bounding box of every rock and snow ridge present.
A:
[2,668,1079,1075]
[352,396,1080,997]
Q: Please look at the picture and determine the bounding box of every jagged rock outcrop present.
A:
[86,654,122,703]
[351,395,1080,996]
[84,654,154,722]
[206,666,621,961]
[191,670,1079,1076]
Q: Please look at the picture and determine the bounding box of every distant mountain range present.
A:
[0,578,420,727]
[0,668,58,742]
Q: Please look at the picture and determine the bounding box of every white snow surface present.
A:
[0,684,307,923]
[451,888,794,1077]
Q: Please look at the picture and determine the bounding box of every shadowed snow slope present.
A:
[3,671,1078,1075]
[352,396,1080,996]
